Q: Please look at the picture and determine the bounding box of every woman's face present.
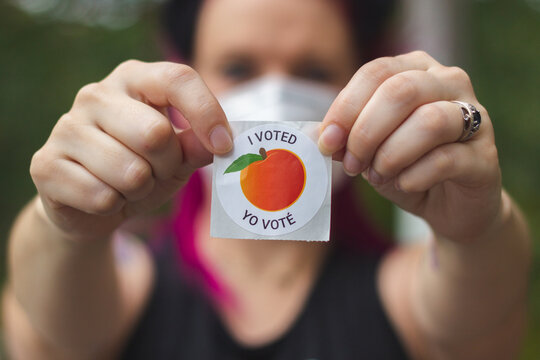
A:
[193,0,359,95]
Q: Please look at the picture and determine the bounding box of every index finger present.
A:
[105,60,233,155]
[318,51,438,156]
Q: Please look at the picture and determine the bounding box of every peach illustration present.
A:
[224,148,306,211]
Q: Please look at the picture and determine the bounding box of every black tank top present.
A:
[121,244,409,359]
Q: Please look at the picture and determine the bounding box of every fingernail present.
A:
[318,124,346,154]
[209,125,233,153]
[368,168,385,185]
[343,151,364,176]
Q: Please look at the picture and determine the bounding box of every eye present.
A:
[220,60,255,81]
[294,65,333,83]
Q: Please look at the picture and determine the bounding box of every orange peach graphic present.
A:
[224,148,306,211]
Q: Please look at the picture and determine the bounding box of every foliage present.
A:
[468,3,540,358]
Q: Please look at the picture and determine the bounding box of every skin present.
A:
[2,0,531,359]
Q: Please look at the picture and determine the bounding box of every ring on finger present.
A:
[451,101,482,142]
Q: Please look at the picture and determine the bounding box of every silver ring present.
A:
[451,101,482,142]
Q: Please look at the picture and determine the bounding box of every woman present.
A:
[2,0,531,359]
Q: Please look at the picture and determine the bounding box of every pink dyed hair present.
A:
[162,170,392,302]
[170,171,231,302]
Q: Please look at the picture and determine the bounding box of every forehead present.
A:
[195,0,354,60]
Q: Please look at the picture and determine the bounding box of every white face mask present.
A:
[217,75,339,123]
[202,76,348,186]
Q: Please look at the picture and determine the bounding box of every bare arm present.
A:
[3,198,153,359]
[379,191,530,359]
[2,60,232,358]
[318,51,531,359]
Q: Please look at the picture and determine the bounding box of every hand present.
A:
[30,60,232,240]
[319,51,502,242]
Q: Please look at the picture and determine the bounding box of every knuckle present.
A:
[447,66,471,84]
[123,159,153,193]
[397,50,435,67]
[349,123,374,154]
[29,149,48,181]
[409,50,432,61]
[30,149,64,186]
[91,187,123,215]
[446,66,475,95]
[141,118,172,152]
[115,59,144,74]
[194,97,219,121]
[74,83,103,106]
[383,74,418,105]
[360,57,394,84]
[56,112,73,126]
[334,90,359,119]
[54,113,78,135]
[165,64,197,89]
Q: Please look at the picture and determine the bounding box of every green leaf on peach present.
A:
[223,153,263,174]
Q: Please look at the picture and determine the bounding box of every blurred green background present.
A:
[0,0,539,358]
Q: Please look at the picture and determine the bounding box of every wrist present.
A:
[33,196,114,247]
[434,189,518,247]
